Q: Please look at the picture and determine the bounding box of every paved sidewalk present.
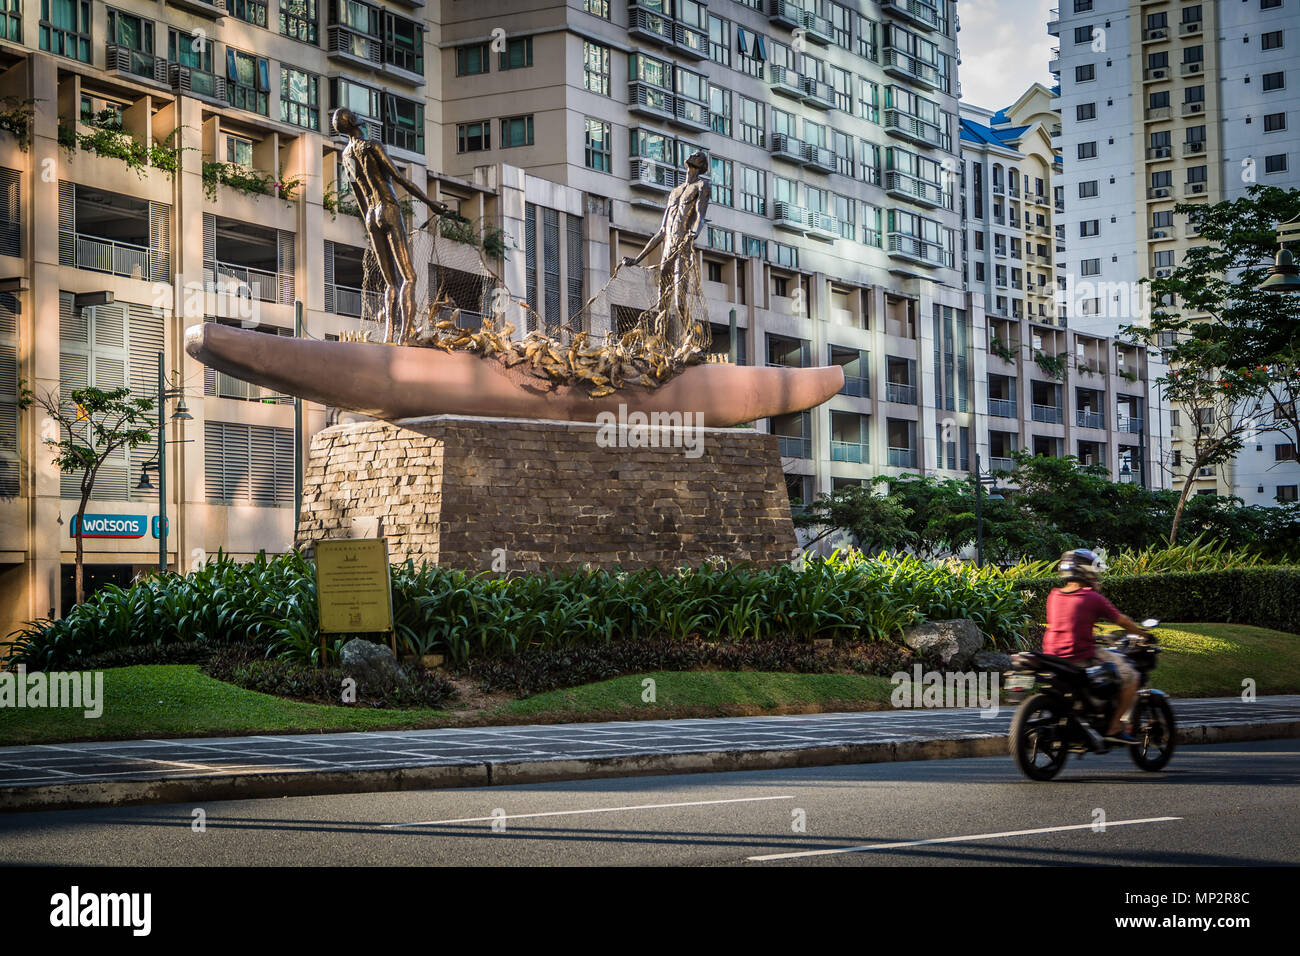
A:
[2,696,1298,812]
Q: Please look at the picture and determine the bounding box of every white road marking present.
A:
[748,816,1183,861]
[381,795,796,828]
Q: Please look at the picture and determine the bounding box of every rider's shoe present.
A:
[1105,731,1140,744]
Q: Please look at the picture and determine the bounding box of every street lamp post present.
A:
[973,453,1004,568]
[137,352,191,573]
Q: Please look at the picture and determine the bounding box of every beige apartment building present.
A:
[959,82,1165,486]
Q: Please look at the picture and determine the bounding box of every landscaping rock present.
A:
[341,638,407,691]
[973,650,1013,673]
[901,619,985,669]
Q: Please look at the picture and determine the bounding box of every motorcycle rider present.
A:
[1042,548,1149,744]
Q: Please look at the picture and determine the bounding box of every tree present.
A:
[23,385,155,606]
[1128,185,1300,539]
[792,481,918,555]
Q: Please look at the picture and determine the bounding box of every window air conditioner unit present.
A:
[1188,102,1203,113]
[1153,146,1170,158]
[1155,269,1171,278]
[1152,229,1167,238]
[1150,68,1167,80]
[1190,182,1205,193]
[1153,187,1170,197]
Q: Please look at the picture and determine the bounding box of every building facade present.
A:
[959,83,1165,486]
[1049,0,1298,503]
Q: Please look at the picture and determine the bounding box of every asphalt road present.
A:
[1,740,1297,866]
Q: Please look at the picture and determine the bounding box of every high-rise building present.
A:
[1050,0,1299,504]
[959,83,1164,486]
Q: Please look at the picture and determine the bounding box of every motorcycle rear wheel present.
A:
[1010,693,1069,781]
[1128,694,1176,771]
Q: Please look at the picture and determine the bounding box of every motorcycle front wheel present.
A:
[1128,694,1177,771]
[1010,693,1069,781]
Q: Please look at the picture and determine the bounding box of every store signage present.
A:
[70,514,147,538]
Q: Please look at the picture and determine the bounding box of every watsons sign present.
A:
[70,514,148,539]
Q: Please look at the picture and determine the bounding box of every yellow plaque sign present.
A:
[315,538,394,635]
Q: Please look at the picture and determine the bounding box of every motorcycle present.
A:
[1005,618,1176,781]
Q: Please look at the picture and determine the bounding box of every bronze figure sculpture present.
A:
[333,107,463,345]
[621,150,712,346]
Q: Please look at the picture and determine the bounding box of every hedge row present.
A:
[1017,566,1300,634]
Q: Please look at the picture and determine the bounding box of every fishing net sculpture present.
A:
[337,106,714,400]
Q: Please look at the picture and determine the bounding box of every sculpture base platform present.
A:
[295,416,798,571]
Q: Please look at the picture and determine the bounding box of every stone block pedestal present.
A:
[295,416,797,571]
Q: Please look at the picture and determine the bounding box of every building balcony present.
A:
[768,1,834,43]
[167,0,226,17]
[1119,416,1145,434]
[992,183,1005,196]
[805,210,840,241]
[883,108,945,149]
[674,21,708,58]
[1049,48,1060,74]
[773,201,808,233]
[670,96,710,131]
[802,77,836,110]
[839,374,869,398]
[1179,20,1202,37]
[628,4,674,47]
[1142,26,1170,43]
[1143,66,1170,83]
[880,0,942,32]
[1183,181,1208,197]
[630,157,679,192]
[989,455,1016,472]
[881,48,941,89]
[830,440,867,463]
[1146,145,1173,161]
[886,382,917,404]
[1183,139,1207,157]
[1180,60,1204,77]
[1147,185,1173,200]
[777,435,812,459]
[1149,225,1177,240]
[988,397,1017,418]
[767,63,805,99]
[885,170,943,208]
[1032,403,1064,424]
[106,43,168,87]
[169,63,227,105]
[888,446,918,468]
[327,25,383,67]
[207,260,286,303]
[628,81,676,121]
[802,142,835,173]
[1047,6,1059,35]
[1076,409,1106,429]
[65,232,156,281]
[1181,100,1205,117]
[1008,184,1021,199]
[328,283,381,319]
[1144,105,1172,122]
[769,132,805,165]
[887,232,946,267]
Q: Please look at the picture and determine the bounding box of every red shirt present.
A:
[1042,587,1120,661]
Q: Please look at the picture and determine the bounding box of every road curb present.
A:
[3,719,1297,814]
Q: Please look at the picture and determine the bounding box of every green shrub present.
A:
[1016,566,1300,634]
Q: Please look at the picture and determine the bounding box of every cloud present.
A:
[957,0,1056,110]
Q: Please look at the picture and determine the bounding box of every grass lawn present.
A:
[0,622,1294,746]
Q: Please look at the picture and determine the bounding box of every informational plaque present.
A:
[315,538,394,641]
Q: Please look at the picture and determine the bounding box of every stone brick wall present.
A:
[296,416,797,571]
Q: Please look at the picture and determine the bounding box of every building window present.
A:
[584,0,609,18]
[1075,64,1095,82]
[1262,71,1285,91]
[709,14,730,66]
[499,36,532,71]
[1079,180,1098,198]
[711,157,733,207]
[1078,141,1097,159]
[1278,485,1299,502]
[232,0,268,28]
[457,43,489,76]
[583,118,610,172]
[226,48,270,116]
[1276,443,1297,461]
[280,66,320,130]
[40,0,91,62]
[457,121,490,153]
[1080,220,1100,237]
[227,134,253,166]
[1077,103,1096,121]
[383,93,424,154]
[583,41,609,95]
[740,165,765,216]
[710,86,732,136]
[738,94,764,147]
[1264,111,1287,132]
[383,13,423,75]
[501,115,534,148]
[1261,30,1283,51]
[1081,258,1101,276]
[1073,25,1094,45]
[280,0,317,43]
[1265,153,1289,173]
[706,229,733,254]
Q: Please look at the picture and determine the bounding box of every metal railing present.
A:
[830,440,866,464]
[1118,416,1145,434]
[208,260,282,303]
[329,284,381,318]
[839,374,868,397]
[888,446,917,468]
[777,435,812,459]
[989,456,1016,473]
[1076,409,1105,429]
[886,382,917,404]
[73,233,151,280]
[1032,403,1063,424]
[988,397,1017,418]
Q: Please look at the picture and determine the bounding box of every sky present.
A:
[956,0,1058,113]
